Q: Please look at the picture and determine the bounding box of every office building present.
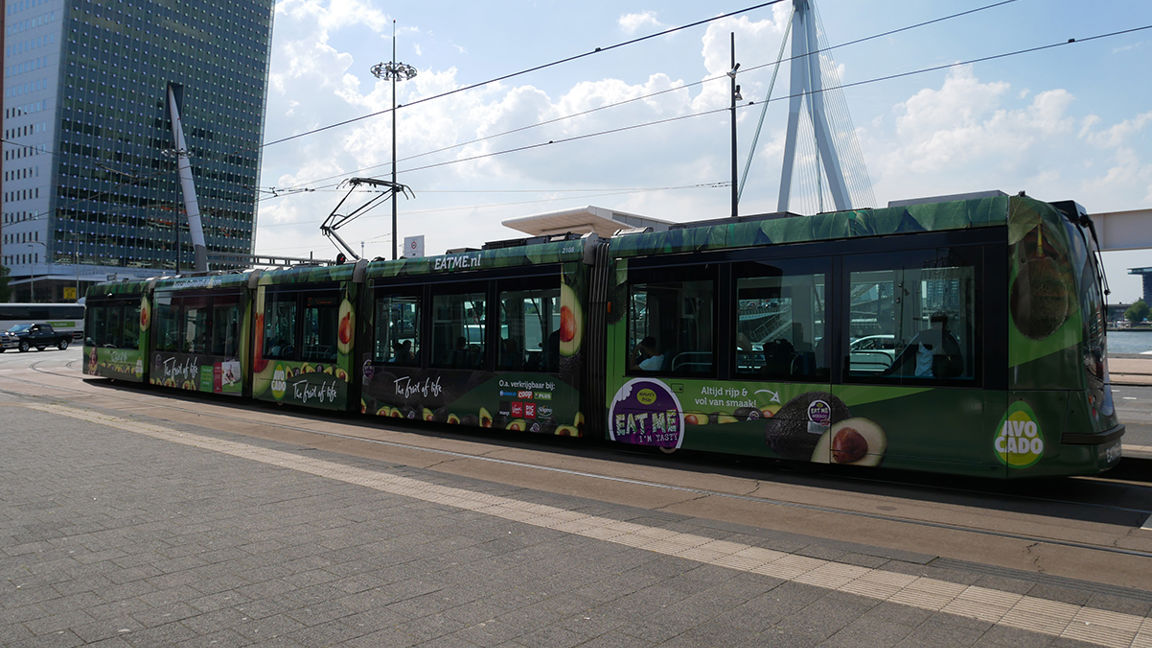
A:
[2,0,275,301]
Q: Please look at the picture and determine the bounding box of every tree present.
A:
[1125,299,1150,324]
[0,266,11,302]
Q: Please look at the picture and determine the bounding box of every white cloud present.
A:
[618,11,663,35]
[256,2,1151,285]
[1080,110,1152,149]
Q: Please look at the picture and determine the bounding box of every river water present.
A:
[1108,330,1152,355]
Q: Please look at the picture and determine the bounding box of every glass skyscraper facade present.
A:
[2,0,275,300]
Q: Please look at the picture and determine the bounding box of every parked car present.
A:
[848,334,897,373]
[0,323,73,352]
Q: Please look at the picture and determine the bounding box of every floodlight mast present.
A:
[320,177,413,261]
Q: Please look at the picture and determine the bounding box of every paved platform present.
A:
[2,398,1152,647]
[1111,354,1152,386]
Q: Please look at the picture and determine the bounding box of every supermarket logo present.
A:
[995,401,1044,468]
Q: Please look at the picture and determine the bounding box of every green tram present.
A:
[83,193,1123,478]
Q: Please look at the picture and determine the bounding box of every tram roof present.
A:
[364,235,592,280]
[153,271,256,292]
[609,193,1020,258]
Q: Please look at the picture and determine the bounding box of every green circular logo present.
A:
[995,401,1044,468]
[271,364,287,400]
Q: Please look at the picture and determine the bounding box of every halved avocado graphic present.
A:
[139,297,151,332]
[811,417,887,466]
[337,299,354,355]
[253,360,278,397]
[558,283,583,357]
[505,418,527,431]
[479,407,493,428]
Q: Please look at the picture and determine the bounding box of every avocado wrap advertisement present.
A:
[604,194,1118,477]
[83,292,150,382]
[251,265,358,411]
[84,346,146,382]
[150,353,244,395]
[361,257,588,437]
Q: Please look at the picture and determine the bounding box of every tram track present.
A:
[4,352,1152,566]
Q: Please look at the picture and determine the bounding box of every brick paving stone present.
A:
[70,617,145,644]
[8,630,85,648]
[81,638,133,648]
[1,397,1149,648]
[822,614,917,648]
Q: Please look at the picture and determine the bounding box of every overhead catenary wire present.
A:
[259,182,729,231]
[268,0,1023,195]
[260,22,1152,208]
[399,23,1152,176]
[260,1,789,149]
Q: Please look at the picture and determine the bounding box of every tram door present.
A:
[831,247,1000,475]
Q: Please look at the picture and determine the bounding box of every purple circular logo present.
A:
[608,378,684,449]
[807,399,831,426]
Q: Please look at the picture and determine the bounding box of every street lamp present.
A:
[371,20,417,260]
[728,32,742,219]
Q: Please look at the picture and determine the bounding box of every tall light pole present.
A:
[371,21,417,260]
[728,32,742,219]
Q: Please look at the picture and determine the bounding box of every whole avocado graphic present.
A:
[764,391,850,460]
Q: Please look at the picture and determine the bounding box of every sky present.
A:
[253,0,1152,303]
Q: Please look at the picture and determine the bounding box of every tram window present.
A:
[374,294,421,365]
[263,291,298,360]
[155,297,180,351]
[847,253,977,381]
[431,291,486,369]
[182,296,210,354]
[88,306,107,347]
[498,283,559,372]
[121,304,140,350]
[211,296,240,357]
[302,294,339,363]
[735,269,827,380]
[628,278,714,375]
[106,305,122,348]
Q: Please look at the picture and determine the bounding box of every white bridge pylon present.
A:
[740,0,873,214]
[777,0,852,213]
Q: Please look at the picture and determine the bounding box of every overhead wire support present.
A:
[320,177,414,261]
